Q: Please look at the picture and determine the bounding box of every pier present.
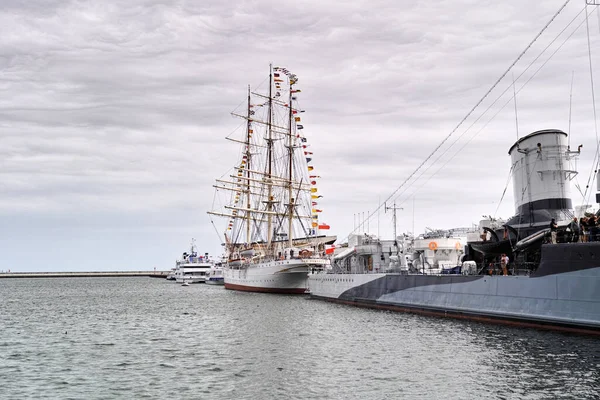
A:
[0,271,169,279]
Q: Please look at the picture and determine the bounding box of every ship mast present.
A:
[245,85,252,245]
[266,64,274,247]
[287,76,295,248]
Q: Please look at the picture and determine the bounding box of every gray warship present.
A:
[308,129,600,335]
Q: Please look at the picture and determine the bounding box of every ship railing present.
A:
[541,227,598,244]
[478,261,537,276]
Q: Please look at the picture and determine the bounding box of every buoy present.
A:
[455,242,462,250]
[428,242,438,251]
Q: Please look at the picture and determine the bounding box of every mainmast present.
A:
[287,76,295,248]
[245,85,252,245]
[266,64,274,247]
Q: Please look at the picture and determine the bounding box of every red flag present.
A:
[318,224,330,230]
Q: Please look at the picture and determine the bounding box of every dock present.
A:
[0,271,169,279]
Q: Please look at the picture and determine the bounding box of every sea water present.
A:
[1,277,598,399]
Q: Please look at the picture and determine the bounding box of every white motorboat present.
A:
[165,268,176,281]
[173,239,214,284]
[206,263,225,285]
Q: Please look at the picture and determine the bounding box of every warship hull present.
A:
[309,243,600,335]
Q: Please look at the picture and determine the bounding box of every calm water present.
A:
[1,277,599,399]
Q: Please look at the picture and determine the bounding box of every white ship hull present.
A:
[175,275,206,284]
[224,258,329,294]
[174,263,212,284]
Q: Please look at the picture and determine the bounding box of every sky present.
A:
[1,0,600,271]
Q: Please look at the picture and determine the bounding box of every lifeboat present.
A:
[240,248,255,257]
[299,249,313,258]
[228,258,243,267]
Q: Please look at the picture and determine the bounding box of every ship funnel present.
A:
[507,129,577,227]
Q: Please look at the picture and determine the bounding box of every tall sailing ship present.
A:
[208,65,336,294]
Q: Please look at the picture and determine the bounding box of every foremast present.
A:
[287,73,295,249]
[244,85,252,245]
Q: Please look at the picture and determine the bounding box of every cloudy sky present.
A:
[1,0,599,271]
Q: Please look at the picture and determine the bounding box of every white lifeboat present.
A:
[240,248,255,257]
[228,258,243,267]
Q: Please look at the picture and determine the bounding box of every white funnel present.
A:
[507,129,577,225]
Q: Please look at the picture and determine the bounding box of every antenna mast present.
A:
[512,72,519,140]
[385,202,403,241]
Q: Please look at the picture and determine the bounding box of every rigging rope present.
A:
[583,3,600,206]
[389,3,587,208]
[391,4,592,213]
[209,190,224,242]
[340,0,573,244]
[493,163,516,219]
[568,70,575,148]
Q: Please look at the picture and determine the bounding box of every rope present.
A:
[493,163,516,219]
[384,1,585,211]
[583,3,600,206]
[568,70,575,148]
[209,189,224,242]
[392,4,592,213]
[343,1,572,244]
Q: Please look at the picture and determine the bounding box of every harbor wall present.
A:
[0,271,169,279]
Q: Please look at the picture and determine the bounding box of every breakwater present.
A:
[0,271,169,279]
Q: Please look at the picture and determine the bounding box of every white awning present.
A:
[334,247,356,260]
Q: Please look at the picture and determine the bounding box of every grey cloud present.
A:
[1,0,598,270]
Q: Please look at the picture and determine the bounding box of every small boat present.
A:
[240,248,255,257]
[165,268,176,281]
[227,258,243,268]
[206,263,225,285]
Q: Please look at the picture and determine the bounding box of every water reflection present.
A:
[0,278,598,399]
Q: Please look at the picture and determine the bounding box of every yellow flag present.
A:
[311,188,318,193]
